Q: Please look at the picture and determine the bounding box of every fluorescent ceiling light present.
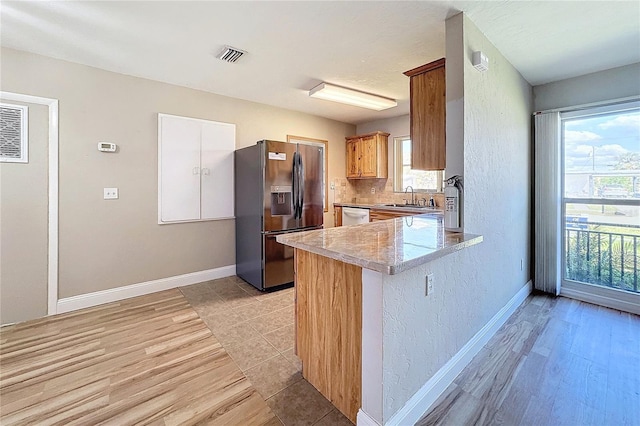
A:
[309,83,397,111]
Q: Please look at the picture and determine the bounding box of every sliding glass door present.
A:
[561,102,640,302]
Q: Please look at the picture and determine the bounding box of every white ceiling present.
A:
[1,1,639,125]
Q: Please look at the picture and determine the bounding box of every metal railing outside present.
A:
[565,226,639,294]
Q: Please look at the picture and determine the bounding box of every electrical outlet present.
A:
[370,187,375,194]
[104,188,119,200]
[330,181,336,190]
[426,274,434,296]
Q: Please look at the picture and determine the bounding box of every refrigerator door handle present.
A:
[295,151,303,220]
[292,152,299,219]
[299,154,305,217]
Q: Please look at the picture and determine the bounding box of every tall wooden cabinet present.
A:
[345,131,389,179]
[404,58,446,171]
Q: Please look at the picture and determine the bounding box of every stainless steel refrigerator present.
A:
[235,140,324,291]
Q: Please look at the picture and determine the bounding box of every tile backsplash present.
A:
[334,178,444,207]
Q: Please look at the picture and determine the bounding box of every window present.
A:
[393,136,443,192]
[561,101,640,295]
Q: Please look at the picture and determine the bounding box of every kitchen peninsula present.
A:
[277,214,482,424]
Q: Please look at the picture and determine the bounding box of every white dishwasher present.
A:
[342,207,370,225]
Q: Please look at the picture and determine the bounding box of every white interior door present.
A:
[159,115,201,222]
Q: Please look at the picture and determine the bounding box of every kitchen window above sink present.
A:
[394,136,444,193]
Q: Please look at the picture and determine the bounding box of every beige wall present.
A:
[0,100,49,324]
[1,47,353,300]
[534,63,640,111]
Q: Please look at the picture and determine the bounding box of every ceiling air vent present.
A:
[215,45,246,63]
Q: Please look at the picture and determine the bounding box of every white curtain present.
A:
[534,112,562,295]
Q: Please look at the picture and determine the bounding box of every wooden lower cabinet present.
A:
[294,249,362,423]
[334,205,420,225]
[334,206,342,227]
[369,208,416,221]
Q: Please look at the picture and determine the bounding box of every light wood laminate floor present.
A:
[0,288,278,425]
[417,293,640,426]
[4,279,636,426]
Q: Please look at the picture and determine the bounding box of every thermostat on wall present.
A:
[98,142,117,152]
[472,51,489,72]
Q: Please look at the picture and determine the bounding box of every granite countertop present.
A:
[277,214,482,275]
[334,202,443,214]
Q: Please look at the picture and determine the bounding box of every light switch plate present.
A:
[104,188,118,199]
[426,274,434,296]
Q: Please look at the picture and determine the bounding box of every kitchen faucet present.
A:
[404,186,415,205]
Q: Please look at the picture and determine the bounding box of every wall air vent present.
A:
[215,45,247,63]
[0,103,29,163]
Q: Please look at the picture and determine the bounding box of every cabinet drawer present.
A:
[369,209,415,222]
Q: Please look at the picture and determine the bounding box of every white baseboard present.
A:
[560,283,640,315]
[56,265,236,314]
[357,409,382,426]
[386,280,533,426]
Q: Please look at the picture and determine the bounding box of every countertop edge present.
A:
[279,232,483,275]
[388,234,484,274]
[334,202,443,214]
[277,240,389,274]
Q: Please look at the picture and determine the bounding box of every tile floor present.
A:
[180,276,353,426]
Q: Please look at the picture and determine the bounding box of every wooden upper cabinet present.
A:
[404,58,446,171]
[345,131,389,179]
[359,135,378,177]
[346,138,360,178]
